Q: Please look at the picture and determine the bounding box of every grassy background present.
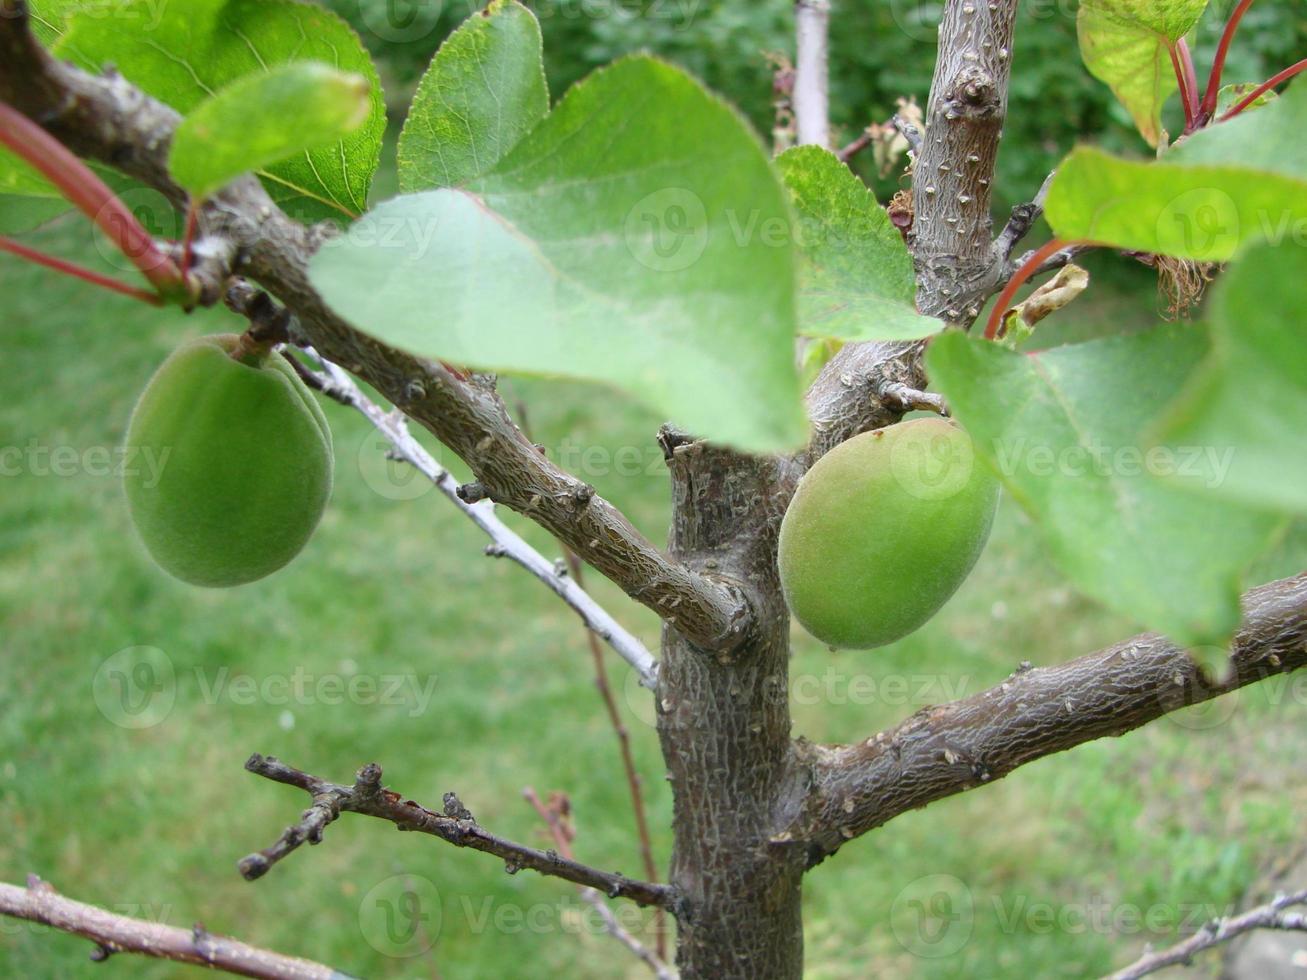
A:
[2,197,1305,978]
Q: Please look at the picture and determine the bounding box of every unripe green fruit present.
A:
[778,417,999,649]
[123,334,333,587]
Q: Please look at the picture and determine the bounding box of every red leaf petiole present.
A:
[0,100,185,298]
[0,236,163,305]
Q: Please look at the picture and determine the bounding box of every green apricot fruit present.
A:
[123,334,333,587]
[778,417,999,649]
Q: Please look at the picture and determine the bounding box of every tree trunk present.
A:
[656,434,808,979]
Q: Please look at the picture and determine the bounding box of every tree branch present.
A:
[790,573,1307,863]
[239,755,676,910]
[0,1,749,655]
[910,0,1020,322]
[993,170,1055,263]
[1104,889,1307,980]
[255,326,659,688]
[0,876,352,979]
[793,0,830,147]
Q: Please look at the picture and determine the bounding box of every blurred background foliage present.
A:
[328,0,1307,209]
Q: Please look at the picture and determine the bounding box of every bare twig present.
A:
[239,755,676,909]
[522,789,676,979]
[994,170,1055,261]
[793,0,830,147]
[0,876,351,979]
[890,112,923,155]
[281,342,660,689]
[1103,889,1307,980]
[511,399,666,954]
[836,128,873,163]
[0,3,750,655]
[792,573,1307,860]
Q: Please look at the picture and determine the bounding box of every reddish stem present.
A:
[1219,57,1307,120]
[1177,38,1201,129]
[0,236,162,305]
[1201,0,1257,119]
[0,101,183,296]
[984,238,1082,341]
[1169,41,1196,131]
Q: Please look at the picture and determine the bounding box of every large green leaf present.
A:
[774,145,940,341]
[397,0,548,192]
[1077,0,1208,147]
[170,63,372,200]
[58,0,385,222]
[926,326,1281,647]
[1045,83,1307,259]
[1151,238,1307,514]
[311,57,807,452]
[1172,81,1307,180]
[1044,147,1307,261]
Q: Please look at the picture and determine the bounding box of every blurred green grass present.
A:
[0,217,1304,980]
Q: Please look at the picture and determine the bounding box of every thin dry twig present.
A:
[0,876,352,979]
[1103,889,1307,980]
[523,789,676,980]
[240,755,675,909]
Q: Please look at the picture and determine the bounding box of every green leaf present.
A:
[311,57,807,452]
[27,0,84,45]
[0,149,62,199]
[1214,82,1277,117]
[0,196,68,234]
[926,326,1281,647]
[1077,0,1208,146]
[774,145,941,342]
[1172,81,1307,181]
[397,0,548,192]
[1044,146,1307,261]
[1150,237,1307,514]
[58,0,385,222]
[170,63,372,200]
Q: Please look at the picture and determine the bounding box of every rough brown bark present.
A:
[655,435,808,978]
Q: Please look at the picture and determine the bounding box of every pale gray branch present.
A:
[301,351,658,688]
[1104,889,1307,980]
[793,0,831,147]
[0,877,351,979]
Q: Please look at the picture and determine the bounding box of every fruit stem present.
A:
[1201,0,1257,120]
[984,238,1094,341]
[0,235,163,305]
[0,100,184,298]
[1218,57,1307,120]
